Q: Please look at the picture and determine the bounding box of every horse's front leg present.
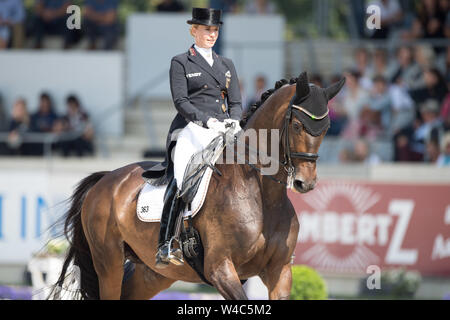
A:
[204,255,248,300]
[260,262,292,300]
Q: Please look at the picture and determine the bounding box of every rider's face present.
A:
[192,25,219,49]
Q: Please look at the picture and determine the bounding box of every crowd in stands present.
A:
[314,43,449,166]
[0,0,276,50]
[0,92,94,157]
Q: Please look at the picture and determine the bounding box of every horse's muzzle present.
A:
[293,179,316,193]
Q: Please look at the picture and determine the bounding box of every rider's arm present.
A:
[169,58,210,127]
[223,58,243,122]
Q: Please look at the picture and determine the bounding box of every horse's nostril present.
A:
[294,180,303,190]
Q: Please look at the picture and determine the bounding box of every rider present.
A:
[145,8,243,268]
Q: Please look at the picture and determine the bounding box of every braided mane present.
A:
[241,77,298,126]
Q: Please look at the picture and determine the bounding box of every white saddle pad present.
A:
[137,168,213,222]
[137,122,220,222]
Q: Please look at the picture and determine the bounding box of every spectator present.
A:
[341,70,370,139]
[352,47,373,90]
[57,95,94,157]
[436,46,450,83]
[156,0,184,12]
[368,0,403,39]
[30,92,58,133]
[413,99,444,158]
[83,0,119,50]
[6,98,30,155]
[372,48,396,81]
[339,139,381,165]
[33,0,73,49]
[436,132,450,166]
[391,45,417,86]
[407,44,436,90]
[244,0,276,14]
[360,75,392,138]
[247,75,267,111]
[327,75,348,136]
[0,0,25,49]
[409,68,448,107]
[389,83,415,136]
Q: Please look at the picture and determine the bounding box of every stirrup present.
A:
[167,237,184,266]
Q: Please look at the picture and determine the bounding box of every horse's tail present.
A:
[48,171,109,300]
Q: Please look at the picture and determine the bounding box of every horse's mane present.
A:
[241,77,298,126]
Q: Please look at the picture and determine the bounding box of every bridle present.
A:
[233,95,326,188]
[279,95,324,188]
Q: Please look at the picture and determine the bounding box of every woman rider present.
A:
[143,8,243,268]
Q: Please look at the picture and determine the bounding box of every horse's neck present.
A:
[240,86,293,202]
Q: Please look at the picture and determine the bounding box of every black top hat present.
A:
[187,8,223,26]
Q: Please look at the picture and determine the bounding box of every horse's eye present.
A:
[293,121,302,132]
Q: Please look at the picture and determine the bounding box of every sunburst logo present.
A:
[297,182,383,273]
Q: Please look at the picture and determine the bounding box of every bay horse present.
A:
[51,72,345,300]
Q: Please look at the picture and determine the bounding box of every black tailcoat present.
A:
[148,44,243,175]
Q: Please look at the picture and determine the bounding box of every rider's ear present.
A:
[295,72,310,99]
[324,77,346,101]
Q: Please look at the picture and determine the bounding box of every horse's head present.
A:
[283,72,345,193]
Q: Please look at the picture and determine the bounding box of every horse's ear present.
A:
[296,72,310,99]
[324,77,346,101]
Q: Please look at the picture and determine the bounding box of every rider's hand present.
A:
[206,118,227,134]
[224,119,242,135]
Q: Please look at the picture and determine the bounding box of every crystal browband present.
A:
[292,104,329,120]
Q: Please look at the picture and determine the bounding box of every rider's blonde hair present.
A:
[190,24,198,37]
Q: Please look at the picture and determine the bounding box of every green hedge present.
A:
[291,265,327,300]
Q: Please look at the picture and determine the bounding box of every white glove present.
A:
[224,119,242,135]
[206,118,227,134]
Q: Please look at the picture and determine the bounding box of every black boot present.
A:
[155,177,184,268]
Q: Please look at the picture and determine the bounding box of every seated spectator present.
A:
[156,0,184,12]
[412,99,444,157]
[391,45,417,86]
[327,74,348,136]
[359,75,391,138]
[436,133,450,166]
[406,44,436,90]
[0,0,25,49]
[372,48,397,81]
[339,139,381,165]
[56,95,94,157]
[247,75,267,110]
[341,70,370,139]
[368,0,403,39]
[244,0,276,14]
[33,0,73,49]
[409,68,448,107]
[30,92,58,133]
[352,47,373,90]
[5,98,30,155]
[83,0,119,50]
[436,46,450,83]
[388,83,415,136]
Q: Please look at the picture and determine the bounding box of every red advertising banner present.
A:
[288,180,450,276]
